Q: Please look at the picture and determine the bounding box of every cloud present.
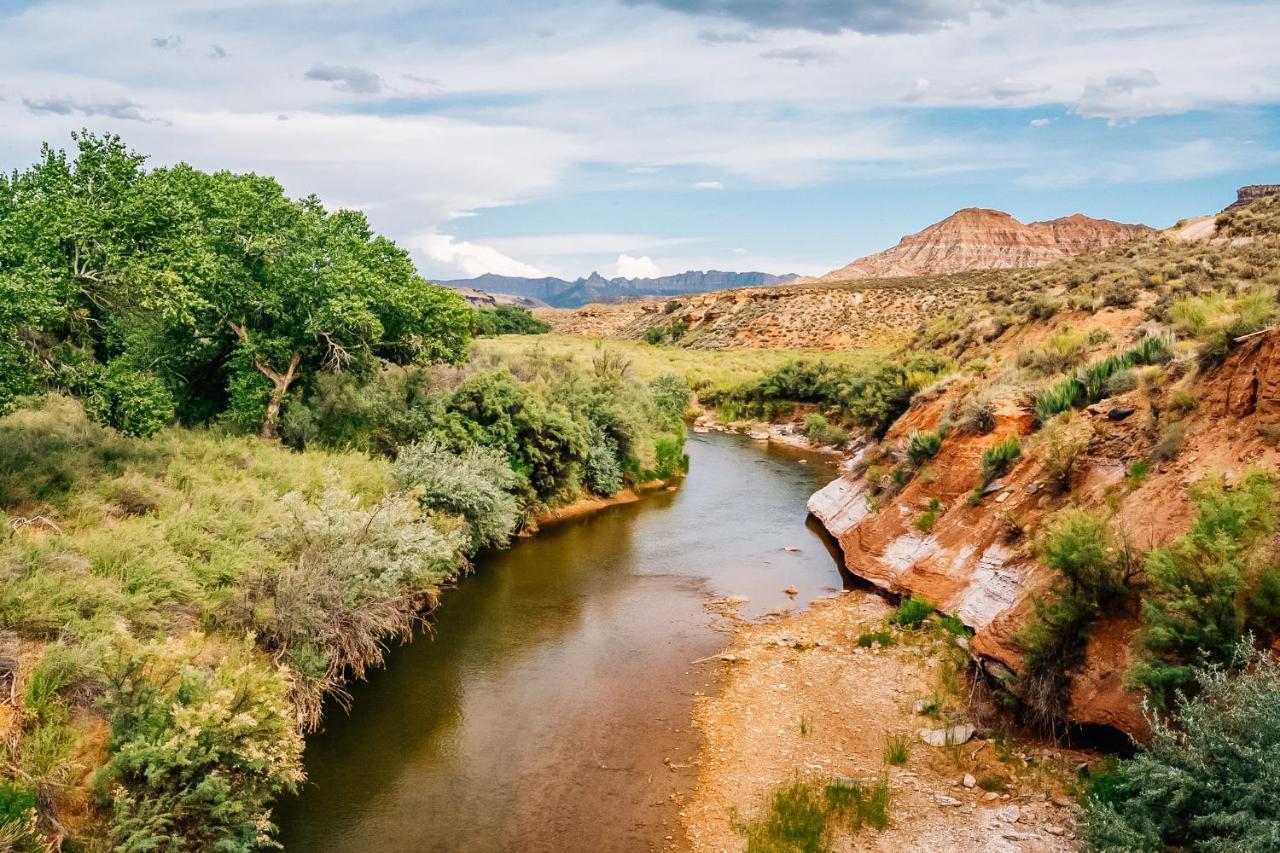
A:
[614,253,662,278]
[625,0,1011,35]
[304,62,383,94]
[697,28,757,45]
[417,233,547,278]
[151,35,183,50]
[1075,68,1173,120]
[209,45,228,60]
[1029,117,1051,127]
[759,45,833,66]
[22,96,149,121]
[693,180,723,189]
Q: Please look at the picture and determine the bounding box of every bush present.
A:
[79,359,175,438]
[394,440,524,551]
[470,306,550,337]
[1086,643,1280,852]
[1132,471,1278,706]
[230,486,464,725]
[980,435,1021,486]
[1017,509,1137,727]
[803,413,848,447]
[99,634,305,852]
[1033,333,1172,424]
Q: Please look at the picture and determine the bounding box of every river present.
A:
[276,431,852,852]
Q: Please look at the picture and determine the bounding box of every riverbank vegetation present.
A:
[0,133,689,849]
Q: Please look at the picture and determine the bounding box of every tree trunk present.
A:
[258,352,302,440]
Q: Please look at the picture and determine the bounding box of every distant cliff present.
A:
[439,270,799,309]
[811,208,1152,282]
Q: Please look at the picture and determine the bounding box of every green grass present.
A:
[883,733,910,766]
[473,334,886,402]
[737,777,892,852]
[892,595,935,629]
[980,435,1022,485]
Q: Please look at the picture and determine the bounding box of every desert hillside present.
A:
[814,208,1152,282]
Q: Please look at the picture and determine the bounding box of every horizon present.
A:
[2,0,1278,280]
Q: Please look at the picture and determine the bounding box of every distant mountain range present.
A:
[439,270,800,309]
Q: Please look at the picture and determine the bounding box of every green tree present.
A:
[127,166,472,437]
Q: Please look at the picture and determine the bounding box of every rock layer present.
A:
[815,208,1151,282]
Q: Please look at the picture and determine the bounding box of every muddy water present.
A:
[276,432,851,852]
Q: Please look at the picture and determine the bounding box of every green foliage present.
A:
[0,132,473,438]
[883,733,910,766]
[1033,333,1172,423]
[231,486,463,725]
[1086,644,1280,852]
[649,374,693,426]
[1171,288,1277,362]
[803,413,848,446]
[1132,471,1279,706]
[100,633,305,852]
[394,441,523,552]
[1018,509,1137,727]
[736,777,891,852]
[906,430,942,466]
[716,353,951,437]
[470,306,550,337]
[79,358,175,437]
[892,595,935,629]
[980,435,1021,486]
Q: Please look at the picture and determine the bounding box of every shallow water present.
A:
[276,432,851,852]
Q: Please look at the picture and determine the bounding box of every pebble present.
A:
[935,795,963,807]
[996,805,1021,823]
[962,773,976,788]
[1046,825,1066,836]
[982,792,1001,802]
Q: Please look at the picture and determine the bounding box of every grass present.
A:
[980,435,1022,486]
[473,334,886,402]
[891,595,935,629]
[883,733,910,766]
[856,629,894,648]
[736,777,892,852]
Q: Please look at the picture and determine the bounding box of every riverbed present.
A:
[276,432,851,852]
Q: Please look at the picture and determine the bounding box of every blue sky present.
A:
[1,0,1278,280]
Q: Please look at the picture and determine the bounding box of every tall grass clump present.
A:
[394,440,524,552]
[980,435,1022,486]
[1032,332,1172,424]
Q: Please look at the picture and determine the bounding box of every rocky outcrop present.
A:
[814,208,1151,282]
[806,328,1280,738]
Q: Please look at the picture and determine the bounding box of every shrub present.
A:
[649,374,693,426]
[643,326,665,345]
[1171,288,1277,361]
[394,440,524,551]
[737,781,829,853]
[1132,471,1278,706]
[980,435,1021,486]
[470,306,550,337]
[78,359,175,438]
[230,486,464,726]
[1086,643,1280,852]
[1017,509,1137,727]
[915,509,938,533]
[653,437,688,480]
[803,413,848,447]
[99,633,305,852]
[1016,330,1088,377]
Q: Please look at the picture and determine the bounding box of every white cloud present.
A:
[417,233,547,278]
[1029,117,1051,127]
[693,180,724,190]
[614,254,662,278]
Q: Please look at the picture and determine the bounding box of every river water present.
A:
[276,432,851,852]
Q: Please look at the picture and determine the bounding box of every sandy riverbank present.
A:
[681,592,1089,852]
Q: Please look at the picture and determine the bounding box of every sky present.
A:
[1,0,1278,281]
